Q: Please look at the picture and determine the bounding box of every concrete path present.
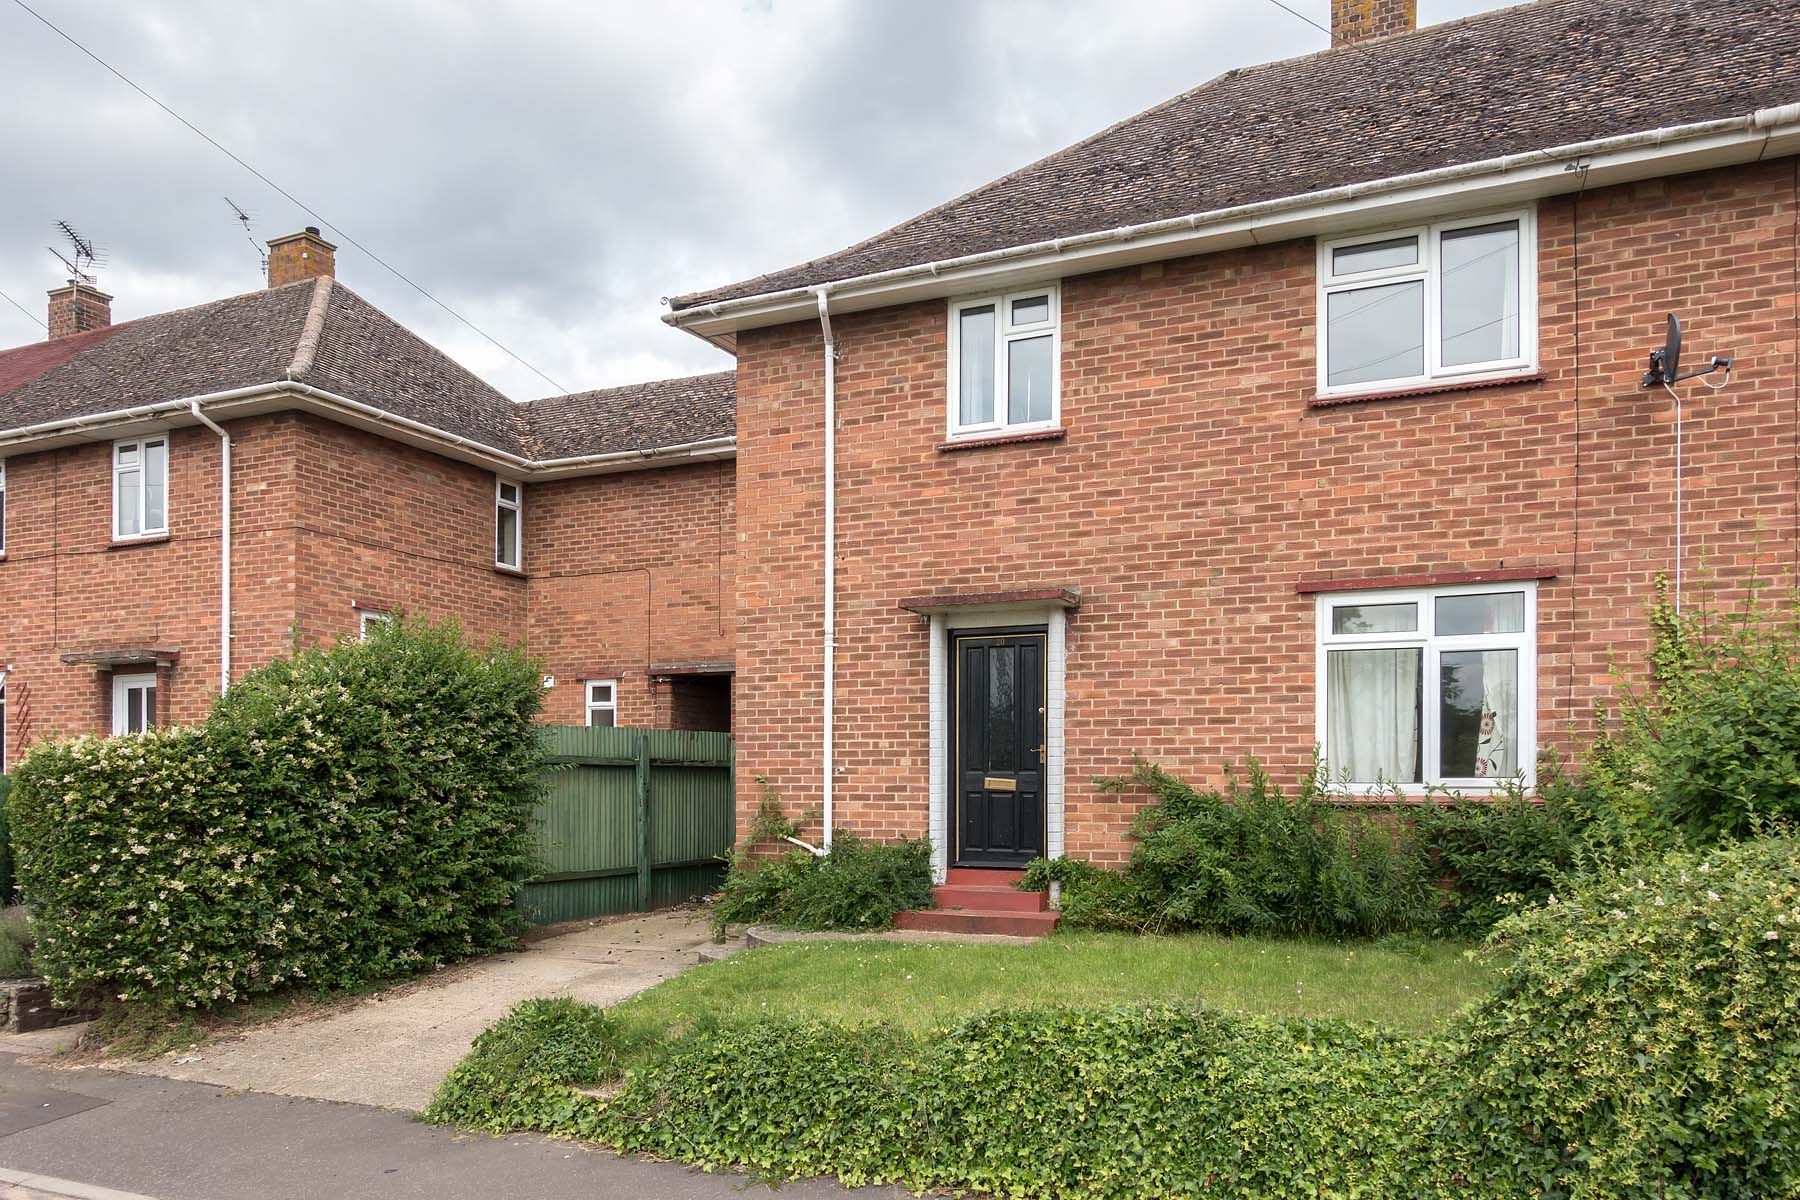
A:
[0,1052,902,1200]
[111,910,718,1111]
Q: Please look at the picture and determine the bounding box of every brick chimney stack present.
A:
[266,226,337,288]
[1331,0,1416,45]
[46,281,112,339]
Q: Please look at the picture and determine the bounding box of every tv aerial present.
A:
[225,196,267,275]
[1642,313,1732,389]
[47,219,105,286]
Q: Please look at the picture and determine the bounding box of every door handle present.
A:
[1035,743,1046,764]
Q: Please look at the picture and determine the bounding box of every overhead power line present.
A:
[0,284,48,331]
[1261,0,1331,38]
[9,0,570,395]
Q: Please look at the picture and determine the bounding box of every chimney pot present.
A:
[46,281,112,339]
[1330,0,1416,45]
[266,227,337,289]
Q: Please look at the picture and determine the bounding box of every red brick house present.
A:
[0,230,736,770]
[662,0,1800,879]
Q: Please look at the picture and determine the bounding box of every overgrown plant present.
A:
[8,616,545,1009]
[711,831,934,937]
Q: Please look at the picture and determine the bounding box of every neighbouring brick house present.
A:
[662,0,1800,884]
[0,230,736,770]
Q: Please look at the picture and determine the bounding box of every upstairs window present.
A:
[947,286,1059,439]
[1315,583,1537,791]
[113,436,168,539]
[1317,210,1536,398]
[0,461,7,554]
[585,680,617,728]
[495,479,522,570]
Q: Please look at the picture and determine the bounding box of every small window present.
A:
[1316,583,1536,790]
[495,479,522,570]
[1317,210,1535,397]
[112,672,157,736]
[359,610,392,640]
[0,460,7,555]
[585,680,617,728]
[113,437,169,539]
[0,674,8,772]
[947,285,1059,439]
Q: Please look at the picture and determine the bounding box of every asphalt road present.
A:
[0,1053,903,1200]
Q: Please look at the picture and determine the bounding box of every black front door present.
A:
[953,628,1047,867]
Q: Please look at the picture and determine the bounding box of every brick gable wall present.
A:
[731,158,1800,864]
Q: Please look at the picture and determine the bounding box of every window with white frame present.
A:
[0,460,7,555]
[111,672,157,736]
[359,610,392,639]
[113,436,169,539]
[1315,583,1536,790]
[584,680,617,728]
[495,478,522,570]
[1317,210,1536,397]
[947,285,1059,439]
[0,674,8,773]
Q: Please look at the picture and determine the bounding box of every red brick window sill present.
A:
[938,428,1067,453]
[1310,372,1546,409]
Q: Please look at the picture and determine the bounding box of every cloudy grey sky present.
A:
[2,0,1501,399]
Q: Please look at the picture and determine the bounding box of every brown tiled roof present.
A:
[0,280,734,460]
[522,371,735,459]
[672,0,1800,310]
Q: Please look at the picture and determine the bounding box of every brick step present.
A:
[892,908,1060,937]
[945,867,1027,887]
[931,883,1047,913]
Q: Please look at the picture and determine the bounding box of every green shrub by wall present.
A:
[0,774,13,904]
[710,830,934,936]
[7,618,545,1008]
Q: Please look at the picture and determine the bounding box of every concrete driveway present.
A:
[111,909,720,1112]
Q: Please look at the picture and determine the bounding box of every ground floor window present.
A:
[1314,582,1535,790]
[584,680,617,727]
[111,672,157,736]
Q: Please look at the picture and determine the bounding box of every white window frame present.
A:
[1314,580,1537,793]
[359,610,392,639]
[0,671,8,773]
[1316,208,1537,399]
[945,284,1061,441]
[495,478,522,570]
[111,672,158,736]
[112,435,170,540]
[0,460,7,556]
[584,679,617,728]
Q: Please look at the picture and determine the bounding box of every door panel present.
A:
[954,630,1046,866]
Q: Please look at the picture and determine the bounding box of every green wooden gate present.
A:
[518,726,735,925]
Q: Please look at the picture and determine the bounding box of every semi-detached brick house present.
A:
[662,0,1800,882]
[0,230,737,770]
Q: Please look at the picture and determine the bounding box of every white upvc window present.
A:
[584,680,617,728]
[946,285,1060,440]
[1314,581,1537,792]
[1316,208,1537,398]
[0,460,7,555]
[359,610,392,639]
[113,436,169,539]
[0,673,8,772]
[495,478,522,570]
[111,672,158,736]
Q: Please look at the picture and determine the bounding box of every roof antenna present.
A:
[47,219,105,287]
[224,196,268,277]
[1642,312,1736,614]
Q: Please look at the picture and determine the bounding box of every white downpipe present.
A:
[817,288,837,854]
[188,402,232,694]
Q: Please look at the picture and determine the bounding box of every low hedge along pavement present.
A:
[428,837,1800,1199]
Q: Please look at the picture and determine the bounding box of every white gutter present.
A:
[188,401,232,694]
[816,288,837,855]
[665,105,1800,334]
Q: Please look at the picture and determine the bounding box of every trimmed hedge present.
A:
[429,837,1800,1199]
[7,617,545,1008]
[0,774,13,904]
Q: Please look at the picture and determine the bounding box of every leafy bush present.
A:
[0,906,32,978]
[8,617,545,1009]
[1591,580,1800,844]
[1044,760,1434,938]
[711,831,934,936]
[1447,836,1800,1199]
[0,775,14,903]
[424,996,627,1131]
[1415,790,1583,937]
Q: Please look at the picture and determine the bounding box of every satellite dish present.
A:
[1644,312,1683,388]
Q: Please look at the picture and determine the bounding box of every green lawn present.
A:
[608,931,1496,1043]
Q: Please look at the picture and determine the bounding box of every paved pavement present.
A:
[115,910,719,1111]
[0,1052,903,1200]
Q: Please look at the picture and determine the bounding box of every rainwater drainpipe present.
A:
[817,288,838,854]
[188,402,232,694]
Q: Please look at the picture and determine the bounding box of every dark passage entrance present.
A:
[952,627,1046,867]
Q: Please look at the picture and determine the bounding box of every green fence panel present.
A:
[518,727,734,925]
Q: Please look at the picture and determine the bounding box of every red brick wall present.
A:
[731,158,1800,864]
[527,461,735,728]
